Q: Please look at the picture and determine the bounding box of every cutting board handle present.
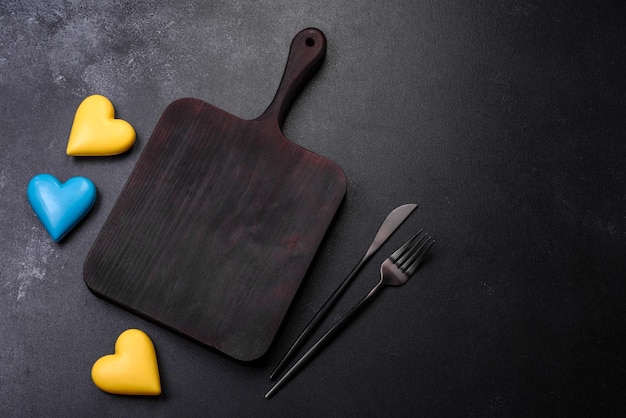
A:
[257,28,327,130]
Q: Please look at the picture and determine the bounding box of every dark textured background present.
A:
[1,1,625,416]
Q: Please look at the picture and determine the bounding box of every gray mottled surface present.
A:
[1,0,625,416]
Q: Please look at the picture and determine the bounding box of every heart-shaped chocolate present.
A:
[27,174,97,242]
[66,95,136,156]
[91,329,161,396]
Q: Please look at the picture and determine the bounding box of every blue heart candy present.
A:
[27,174,97,242]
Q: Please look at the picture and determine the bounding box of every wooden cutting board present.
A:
[83,28,346,361]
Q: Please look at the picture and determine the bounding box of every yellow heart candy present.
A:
[66,94,136,156]
[91,329,161,396]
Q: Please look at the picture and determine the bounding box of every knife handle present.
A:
[257,28,327,129]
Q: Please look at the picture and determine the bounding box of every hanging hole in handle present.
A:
[305,37,315,47]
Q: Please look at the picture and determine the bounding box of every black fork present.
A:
[265,230,435,399]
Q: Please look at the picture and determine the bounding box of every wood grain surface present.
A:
[83,28,346,361]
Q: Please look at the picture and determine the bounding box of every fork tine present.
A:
[395,233,429,268]
[403,237,434,276]
[389,229,423,262]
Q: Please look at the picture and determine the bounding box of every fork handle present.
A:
[269,258,367,380]
[265,282,383,399]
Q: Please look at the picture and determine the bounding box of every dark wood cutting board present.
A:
[83,28,346,361]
